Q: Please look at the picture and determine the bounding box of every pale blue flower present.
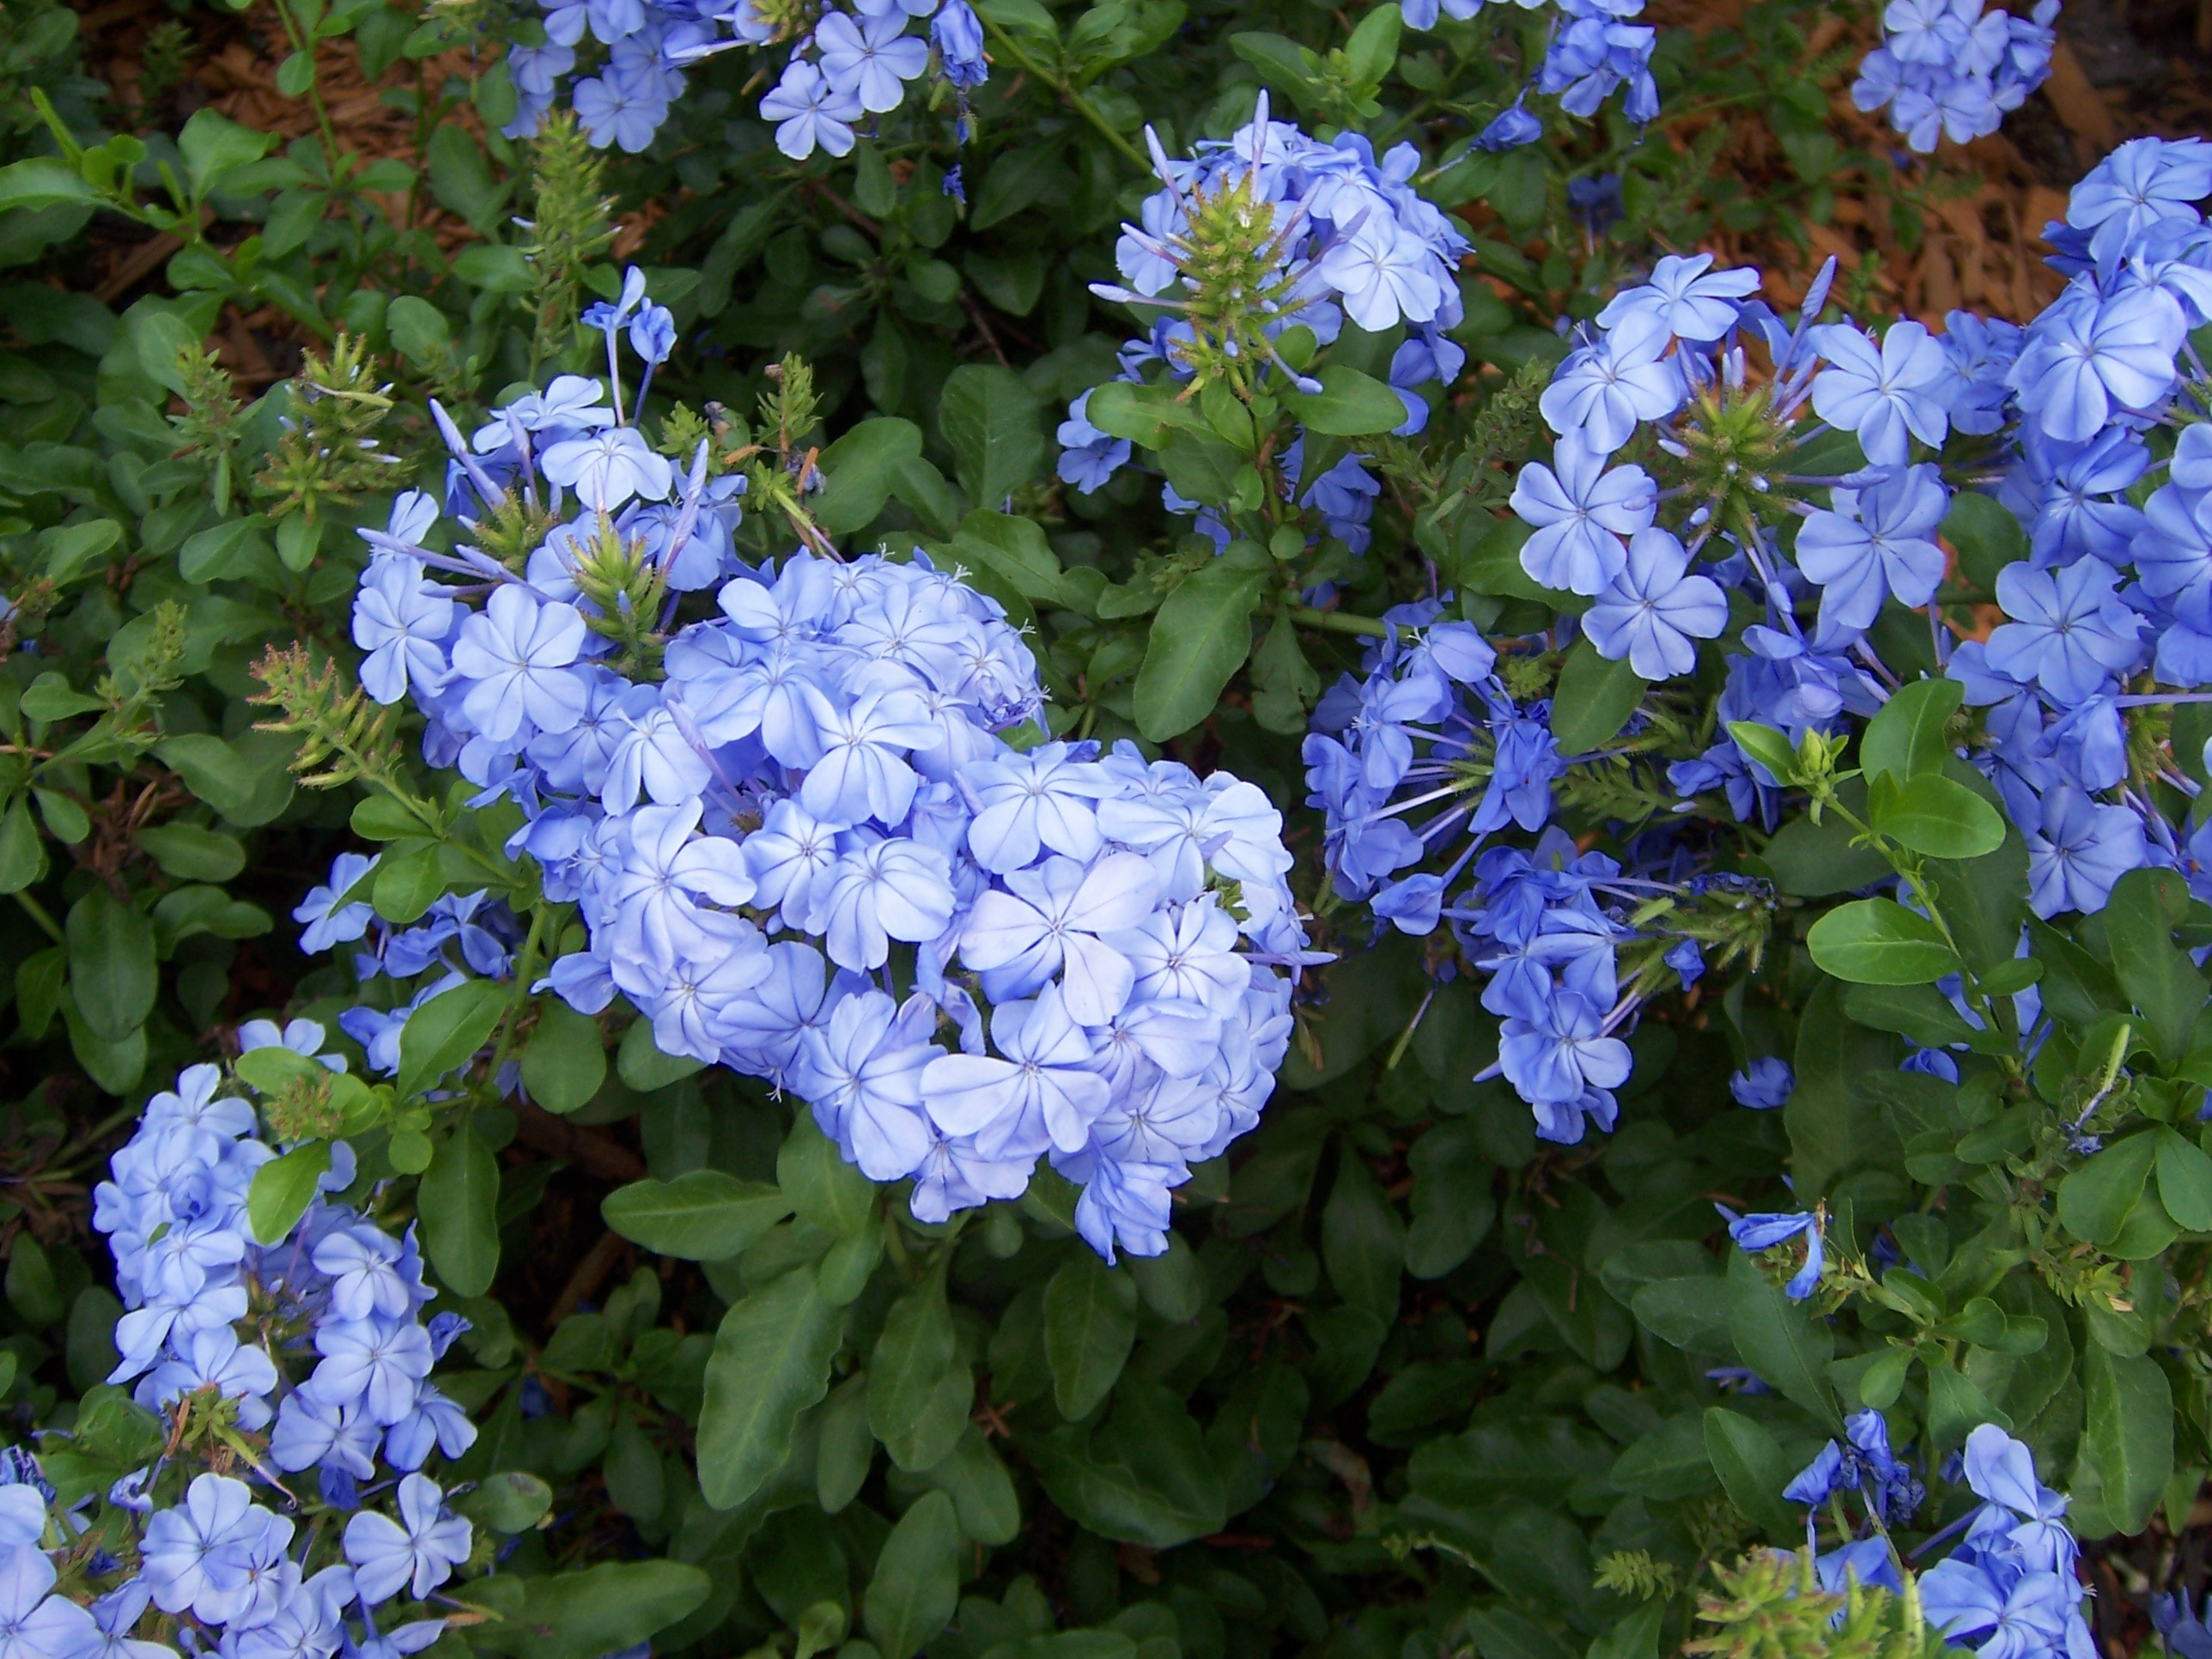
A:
[344,1474,473,1604]
[449,586,591,742]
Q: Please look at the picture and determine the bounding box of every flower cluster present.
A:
[506,0,987,155]
[1946,138,2212,919]
[1918,1426,2094,1659]
[1058,101,1471,556]
[343,287,1312,1260]
[1503,173,2212,923]
[1301,601,1773,1143]
[1850,0,2058,154]
[1784,1407,1925,1533]
[22,1056,483,1659]
[1396,0,1659,149]
[1776,1420,2091,1659]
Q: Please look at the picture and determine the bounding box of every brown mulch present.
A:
[1650,0,2211,322]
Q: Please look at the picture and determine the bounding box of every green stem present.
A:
[271,0,343,173]
[14,890,63,945]
[975,16,1151,172]
[484,901,554,1085]
[1289,605,1412,641]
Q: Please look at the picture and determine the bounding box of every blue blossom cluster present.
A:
[26,1057,483,1659]
[1777,1419,2091,1659]
[1850,0,2057,154]
[1784,1407,1924,1532]
[1922,1428,2094,1659]
[1504,148,2212,925]
[1947,138,2212,919]
[1057,103,1471,557]
[1300,603,1757,1143]
[1395,0,1658,149]
[505,0,986,155]
[343,293,1312,1261]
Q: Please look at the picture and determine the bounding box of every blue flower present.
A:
[1729,1056,1795,1108]
[1718,1206,1826,1298]
[1582,525,1728,678]
[2008,283,2187,442]
[817,10,930,111]
[343,1474,473,1604]
[761,59,865,159]
[1984,557,2144,702]
[448,586,591,743]
[1796,463,1950,642]
[1808,319,1952,467]
[1498,989,1632,1106]
[1538,312,1684,453]
[1511,435,1656,595]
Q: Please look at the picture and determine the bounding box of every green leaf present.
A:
[1081,380,1207,449]
[1227,32,1322,108]
[696,1267,845,1509]
[1404,1120,1494,1279]
[419,1125,500,1296]
[2103,867,2204,1068]
[780,1114,878,1238]
[2057,1132,2159,1249]
[372,841,446,925]
[816,1374,873,1514]
[814,416,925,536]
[1341,1,1401,85]
[397,978,507,1098]
[4,1237,61,1328]
[246,1142,331,1246]
[1725,721,1798,783]
[1806,898,1957,986]
[386,295,453,363]
[1945,490,2027,591]
[0,798,46,895]
[1280,366,1408,436]
[1702,1407,1800,1539]
[1322,1146,1404,1322]
[1549,639,1646,754]
[1132,562,1266,741]
[1727,1249,1838,1427]
[0,157,99,215]
[155,732,295,826]
[40,519,120,583]
[19,672,100,724]
[521,998,607,1113]
[458,1471,554,1534]
[1866,772,2004,859]
[603,1171,791,1260]
[915,1426,1020,1545]
[939,364,1042,507]
[1609,1413,1717,1502]
[135,823,246,882]
[1859,677,1962,781]
[617,1017,705,1090]
[1044,1250,1138,1419]
[863,1490,961,1659]
[1030,1381,1228,1547]
[1842,983,1980,1049]
[2081,1344,2172,1534]
[2156,1129,2212,1232]
[1127,1232,1205,1323]
[951,510,1083,612]
[66,889,155,1041]
[178,108,276,201]
[869,1268,970,1472]
[1925,1358,2012,1449]
[475,1561,712,1659]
